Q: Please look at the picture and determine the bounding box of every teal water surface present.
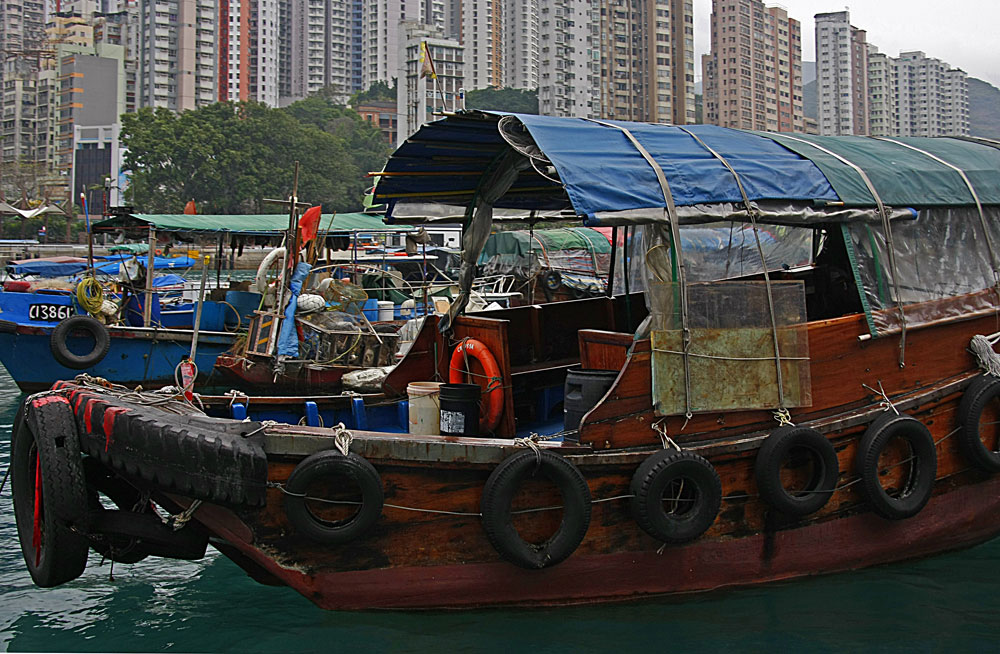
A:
[1,371,999,653]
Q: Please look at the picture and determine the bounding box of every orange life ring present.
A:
[449,338,504,432]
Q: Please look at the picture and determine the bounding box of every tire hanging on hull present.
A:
[856,412,936,520]
[754,426,839,517]
[50,315,110,370]
[481,450,591,569]
[956,374,1000,473]
[630,450,722,544]
[283,450,384,545]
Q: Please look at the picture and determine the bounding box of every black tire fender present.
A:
[50,315,110,369]
[956,374,1000,473]
[481,450,591,569]
[283,450,384,544]
[630,450,722,544]
[754,426,839,517]
[856,412,937,520]
[10,396,90,587]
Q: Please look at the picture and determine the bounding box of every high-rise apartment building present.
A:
[815,11,868,135]
[135,0,217,111]
[536,0,693,123]
[504,0,538,90]
[364,0,444,88]
[598,0,694,124]
[219,0,278,105]
[868,50,968,137]
[396,22,463,145]
[536,0,598,118]
[703,0,803,132]
[278,0,354,105]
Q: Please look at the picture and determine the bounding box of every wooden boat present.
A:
[11,113,1000,611]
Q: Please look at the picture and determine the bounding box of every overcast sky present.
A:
[694,1,1000,88]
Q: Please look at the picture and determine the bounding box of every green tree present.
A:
[465,87,538,114]
[349,81,396,107]
[120,100,391,214]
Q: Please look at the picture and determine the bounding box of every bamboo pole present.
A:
[143,227,156,327]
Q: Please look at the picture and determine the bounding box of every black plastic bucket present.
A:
[564,367,618,433]
[439,383,481,436]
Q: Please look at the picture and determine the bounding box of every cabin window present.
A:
[844,206,1000,335]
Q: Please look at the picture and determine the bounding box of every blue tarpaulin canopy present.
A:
[94,256,194,275]
[376,112,1000,224]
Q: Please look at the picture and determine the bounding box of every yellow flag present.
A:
[419,41,437,80]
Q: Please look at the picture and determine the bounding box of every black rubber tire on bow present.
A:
[283,450,384,545]
[481,450,592,569]
[856,412,937,520]
[82,456,151,564]
[10,398,90,587]
[630,450,722,544]
[88,510,208,561]
[956,374,1000,473]
[754,426,840,517]
[50,315,110,369]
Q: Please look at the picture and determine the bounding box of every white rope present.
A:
[652,419,681,451]
[971,334,1000,377]
[331,422,353,456]
[168,499,202,531]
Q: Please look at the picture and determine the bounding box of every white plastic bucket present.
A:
[408,381,443,435]
[377,300,395,321]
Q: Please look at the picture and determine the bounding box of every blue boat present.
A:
[0,283,235,392]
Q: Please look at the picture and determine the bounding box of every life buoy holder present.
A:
[449,338,504,432]
[956,374,1000,473]
[480,450,591,569]
[283,449,384,545]
[754,426,839,517]
[11,396,90,587]
[255,246,287,297]
[856,412,936,520]
[630,449,721,544]
[50,315,111,370]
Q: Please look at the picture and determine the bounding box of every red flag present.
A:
[298,205,322,245]
[183,199,197,215]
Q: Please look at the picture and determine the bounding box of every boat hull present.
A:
[0,324,233,392]
[198,471,1000,609]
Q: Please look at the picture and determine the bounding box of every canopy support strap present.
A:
[874,137,1000,291]
[772,134,907,368]
[678,127,787,410]
[584,118,692,419]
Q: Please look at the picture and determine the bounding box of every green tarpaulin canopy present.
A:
[760,133,1000,207]
[478,227,610,263]
[93,212,412,234]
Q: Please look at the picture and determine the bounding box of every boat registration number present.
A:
[28,304,73,322]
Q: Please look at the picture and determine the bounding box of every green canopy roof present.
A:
[760,133,1000,207]
[478,227,610,263]
[93,212,412,234]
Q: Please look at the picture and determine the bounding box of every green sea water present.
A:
[1,371,999,653]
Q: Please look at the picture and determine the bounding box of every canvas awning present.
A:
[376,111,1000,226]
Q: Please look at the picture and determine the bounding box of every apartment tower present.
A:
[135,0,217,110]
[815,10,868,135]
[597,0,694,124]
[702,0,803,132]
